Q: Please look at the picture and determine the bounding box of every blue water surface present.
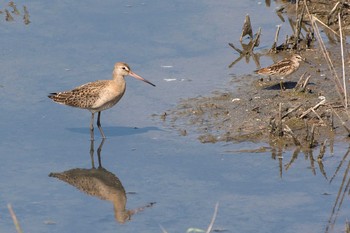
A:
[0,1,348,233]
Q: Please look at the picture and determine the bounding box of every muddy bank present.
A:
[159,1,350,150]
[161,48,348,149]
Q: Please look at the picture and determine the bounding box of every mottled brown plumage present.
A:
[48,62,155,140]
[255,54,303,78]
[49,81,110,109]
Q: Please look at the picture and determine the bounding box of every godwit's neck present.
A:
[112,71,127,93]
[112,71,125,82]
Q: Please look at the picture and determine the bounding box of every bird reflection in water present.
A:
[49,139,155,223]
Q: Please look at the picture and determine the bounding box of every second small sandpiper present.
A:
[254,54,304,89]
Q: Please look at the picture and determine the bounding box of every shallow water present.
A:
[0,1,349,233]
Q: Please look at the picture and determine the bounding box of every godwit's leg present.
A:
[90,139,95,168]
[97,111,106,138]
[97,138,105,168]
[90,113,95,141]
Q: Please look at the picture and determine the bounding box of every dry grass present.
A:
[7,204,23,233]
[160,203,219,233]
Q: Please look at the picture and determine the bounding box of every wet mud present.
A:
[160,0,350,152]
[163,49,348,149]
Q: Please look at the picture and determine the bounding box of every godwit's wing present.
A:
[48,80,109,109]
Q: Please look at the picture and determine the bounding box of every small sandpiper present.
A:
[254,54,304,89]
[48,62,156,140]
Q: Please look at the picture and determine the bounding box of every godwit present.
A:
[48,62,155,140]
[254,54,304,89]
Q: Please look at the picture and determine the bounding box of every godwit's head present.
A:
[113,62,156,87]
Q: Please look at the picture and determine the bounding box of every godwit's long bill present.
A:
[48,62,155,140]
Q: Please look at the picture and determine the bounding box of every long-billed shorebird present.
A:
[254,54,304,89]
[48,62,155,140]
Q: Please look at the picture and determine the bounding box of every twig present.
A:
[8,1,20,15]
[278,147,283,178]
[293,7,305,49]
[309,124,316,148]
[341,163,350,198]
[295,73,311,92]
[285,146,300,170]
[284,35,288,49]
[313,19,342,92]
[339,12,347,109]
[318,139,327,161]
[284,124,301,146]
[330,107,350,135]
[304,2,345,105]
[249,27,261,53]
[309,150,316,175]
[228,43,243,54]
[228,54,246,68]
[240,14,253,42]
[302,75,312,89]
[305,119,309,140]
[331,110,334,129]
[269,117,277,134]
[5,9,14,21]
[318,159,328,180]
[300,97,326,118]
[206,202,219,233]
[7,204,23,233]
[311,108,325,124]
[270,25,281,52]
[326,159,350,232]
[23,6,30,25]
[328,2,341,24]
[159,224,168,233]
[334,160,350,211]
[277,103,283,137]
[295,72,307,89]
[282,104,302,119]
[310,15,344,102]
[330,146,350,183]
[311,14,339,37]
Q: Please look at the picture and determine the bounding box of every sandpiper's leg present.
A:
[279,80,286,91]
[97,111,106,138]
[90,113,95,141]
